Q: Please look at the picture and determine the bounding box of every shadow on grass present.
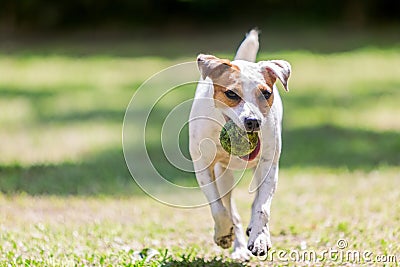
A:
[282,124,400,170]
[1,80,399,195]
[1,123,399,196]
[0,147,143,196]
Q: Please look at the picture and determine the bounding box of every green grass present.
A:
[0,31,399,266]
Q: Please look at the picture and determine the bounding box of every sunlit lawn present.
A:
[0,33,399,266]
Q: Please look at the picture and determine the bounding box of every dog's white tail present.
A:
[234,28,260,63]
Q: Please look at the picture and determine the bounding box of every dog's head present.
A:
[197,54,291,132]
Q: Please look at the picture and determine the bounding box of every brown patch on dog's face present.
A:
[197,54,243,108]
[256,84,274,114]
[256,68,279,113]
[212,64,242,108]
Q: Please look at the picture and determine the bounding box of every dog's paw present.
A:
[214,225,234,249]
[247,231,271,256]
[231,246,252,261]
[213,211,235,249]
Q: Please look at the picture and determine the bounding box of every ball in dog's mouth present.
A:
[219,120,260,160]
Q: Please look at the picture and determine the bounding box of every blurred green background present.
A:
[0,0,399,195]
[0,1,400,266]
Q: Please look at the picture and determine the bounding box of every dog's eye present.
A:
[261,91,272,100]
[224,90,240,100]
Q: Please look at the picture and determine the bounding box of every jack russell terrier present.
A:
[189,29,291,260]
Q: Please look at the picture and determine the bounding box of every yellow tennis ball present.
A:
[219,120,258,157]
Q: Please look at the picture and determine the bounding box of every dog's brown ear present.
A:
[259,60,291,91]
[197,54,234,80]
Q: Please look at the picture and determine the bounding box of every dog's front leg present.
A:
[247,162,279,256]
[194,161,235,249]
[214,163,251,260]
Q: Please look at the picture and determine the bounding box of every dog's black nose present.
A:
[244,118,260,132]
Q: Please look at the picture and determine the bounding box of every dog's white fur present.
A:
[189,29,291,260]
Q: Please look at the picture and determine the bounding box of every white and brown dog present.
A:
[189,29,291,260]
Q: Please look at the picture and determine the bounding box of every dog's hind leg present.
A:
[214,164,251,261]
